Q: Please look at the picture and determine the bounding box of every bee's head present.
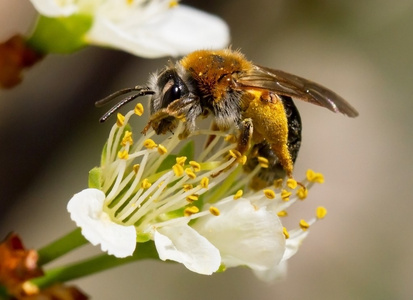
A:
[148,66,190,134]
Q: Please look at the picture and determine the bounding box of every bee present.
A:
[96,49,358,184]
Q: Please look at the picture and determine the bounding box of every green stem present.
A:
[32,242,158,289]
[37,228,88,266]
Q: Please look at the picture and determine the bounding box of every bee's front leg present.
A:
[236,118,253,156]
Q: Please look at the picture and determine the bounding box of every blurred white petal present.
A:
[67,188,136,258]
[86,4,230,58]
[29,0,79,16]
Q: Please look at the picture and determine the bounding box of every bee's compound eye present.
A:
[162,84,181,107]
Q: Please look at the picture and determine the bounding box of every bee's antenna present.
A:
[96,86,155,123]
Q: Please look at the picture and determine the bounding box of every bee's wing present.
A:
[237,65,359,117]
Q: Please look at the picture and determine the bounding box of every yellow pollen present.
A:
[209,206,220,216]
[286,178,297,189]
[258,156,269,168]
[189,161,201,172]
[273,178,283,189]
[281,189,291,201]
[186,194,199,202]
[228,149,242,159]
[158,144,167,155]
[176,156,187,166]
[141,178,151,189]
[143,139,157,149]
[283,227,290,239]
[316,206,328,219]
[116,113,125,127]
[277,210,288,217]
[169,0,178,8]
[184,206,199,216]
[239,155,247,165]
[224,134,237,143]
[126,0,133,5]
[233,189,243,200]
[306,169,324,183]
[121,130,133,146]
[263,189,276,199]
[134,103,144,116]
[183,183,193,191]
[200,177,209,189]
[133,164,140,174]
[173,164,184,177]
[158,181,165,188]
[185,168,196,179]
[297,187,308,200]
[118,150,129,160]
[299,219,310,231]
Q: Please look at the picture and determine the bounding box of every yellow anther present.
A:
[189,161,201,172]
[172,164,184,177]
[185,168,197,179]
[183,184,193,191]
[299,219,310,231]
[281,189,291,201]
[239,155,247,165]
[186,194,199,202]
[141,178,152,189]
[143,139,157,149]
[116,113,125,127]
[273,178,283,189]
[316,206,328,219]
[118,150,129,160]
[134,103,144,116]
[184,206,199,216]
[228,149,242,159]
[297,187,308,200]
[306,169,324,183]
[224,134,237,143]
[286,178,297,189]
[168,0,178,8]
[133,164,140,174]
[121,131,133,146]
[277,210,288,217]
[176,156,187,166]
[263,189,276,199]
[200,177,209,189]
[257,156,269,168]
[209,206,220,216]
[233,189,243,200]
[158,144,167,155]
[283,227,290,239]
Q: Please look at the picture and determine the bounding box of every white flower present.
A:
[29,0,230,57]
[67,103,326,279]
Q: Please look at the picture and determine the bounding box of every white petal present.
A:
[67,188,136,258]
[154,224,221,275]
[252,261,288,282]
[30,0,79,16]
[193,199,286,271]
[282,228,309,261]
[86,5,230,58]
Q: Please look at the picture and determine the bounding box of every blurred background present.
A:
[1,0,413,299]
